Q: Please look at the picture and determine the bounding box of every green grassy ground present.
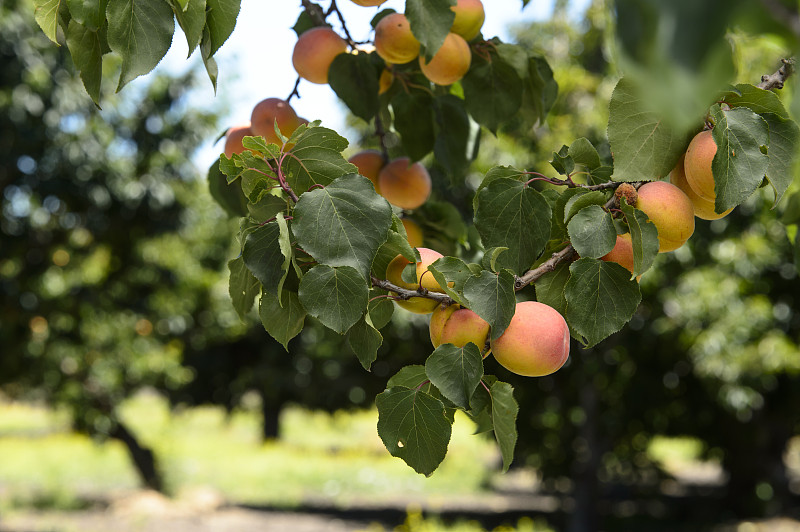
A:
[0,393,498,512]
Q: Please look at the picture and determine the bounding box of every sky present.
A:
[151,0,591,169]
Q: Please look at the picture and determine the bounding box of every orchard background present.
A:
[2,0,800,531]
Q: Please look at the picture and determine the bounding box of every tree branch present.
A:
[514,245,576,291]
[758,58,795,91]
[371,275,455,306]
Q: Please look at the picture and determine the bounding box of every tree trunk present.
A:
[568,378,600,532]
[110,421,164,492]
[261,399,281,441]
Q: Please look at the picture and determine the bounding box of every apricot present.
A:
[600,233,635,274]
[635,181,695,253]
[490,301,570,377]
[374,13,420,64]
[378,68,394,94]
[385,248,446,314]
[292,27,348,85]
[223,124,253,158]
[401,218,424,248]
[419,32,472,86]
[350,0,387,5]
[450,0,485,41]
[670,153,733,221]
[430,304,490,353]
[250,98,301,146]
[377,157,432,210]
[348,150,385,192]
[684,130,717,203]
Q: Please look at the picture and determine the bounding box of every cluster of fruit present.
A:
[223,98,307,158]
[292,0,485,88]
[600,129,733,276]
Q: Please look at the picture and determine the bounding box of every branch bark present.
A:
[757,58,795,91]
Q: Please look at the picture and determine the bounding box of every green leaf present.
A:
[462,47,523,133]
[723,83,790,119]
[620,202,659,278]
[207,160,247,217]
[428,256,473,305]
[563,190,607,223]
[392,88,436,161]
[762,113,800,205]
[474,178,552,275]
[67,0,108,29]
[228,256,260,319]
[474,166,526,210]
[106,0,175,92]
[518,53,558,126]
[205,0,240,56]
[329,52,381,122]
[376,387,453,476]
[490,381,518,472]
[294,174,393,280]
[298,265,368,334]
[433,95,471,176]
[171,0,206,56]
[534,261,570,317]
[608,77,688,181]
[565,258,641,347]
[242,222,285,295]
[259,289,306,350]
[34,0,64,44]
[481,247,509,273]
[710,105,770,212]
[200,26,218,91]
[284,126,358,193]
[405,0,456,60]
[65,20,105,105]
[567,205,617,259]
[367,295,394,330]
[387,365,428,388]
[462,270,516,341]
[425,343,484,409]
[568,137,602,170]
[347,317,383,370]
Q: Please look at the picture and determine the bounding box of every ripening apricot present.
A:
[378,68,394,94]
[224,124,253,158]
[419,32,472,86]
[385,248,447,314]
[374,13,420,64]
[378,157,432,210]
[600,233,635,274]
[670,153,733,221]
[292,27,348,85]
[348,150,385,192]
[350,0,387,5]
[250,98,302,145]
[401,218,424,248]
[684,130,718,203]
[450,0,485,41]
[635,181,695,253]
[490,301,570,377]
[430,304,490,353]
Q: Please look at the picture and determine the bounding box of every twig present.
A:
[757,58,795,91]
[374,113,390,161]
[299,0,326,25]
[514,245,576,291]
[286,77,301,103]
[370,275,455,306]
[327,0,358,49]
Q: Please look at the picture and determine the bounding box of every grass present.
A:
[0,392,498,512]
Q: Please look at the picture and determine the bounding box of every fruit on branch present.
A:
[377,157,432,210]
[635,181,695,252]
[600,233,634,274]
[419,32,472,86]
[250,98,302,145]
[378,68,394,94]
[429,304,490,353]
[684,130,718,203]
[223,124,253,157]
[385,248,447,314]
[490,301,570,377]
[670,153,733,220]
[350,0,387,5]
[401,218,424,248]
[348,150,385,192]
[450,0,485,41]
[374,13,421,64]
[292,27,348,85]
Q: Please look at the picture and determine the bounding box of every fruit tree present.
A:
[33,0,800,478]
